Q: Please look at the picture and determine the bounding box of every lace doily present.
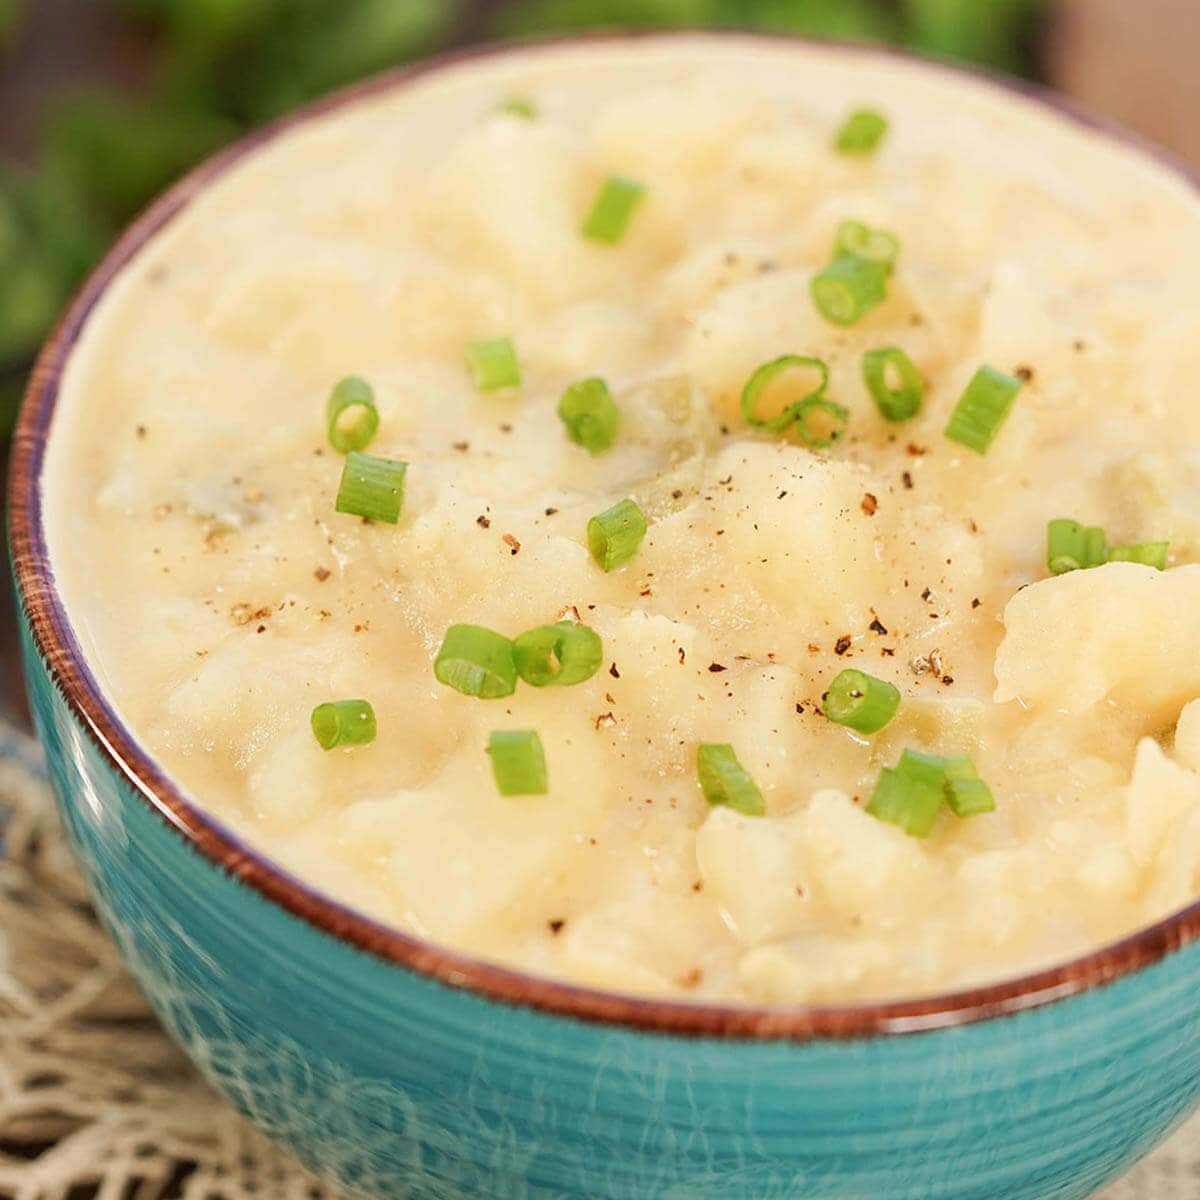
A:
[0,720,1194,1200]
[0,725,334,1200]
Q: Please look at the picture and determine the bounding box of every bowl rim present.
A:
[10,28,1200,1041]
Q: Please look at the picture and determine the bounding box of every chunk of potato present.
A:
[995,563,1200,724]
[1176,700,1200,772]
[706,442,883,634]
[738,937,896,1004]
[1125,737,1200,869]
[1125,737,1200,916]
[348,733,607,944]
[423,118,609,305]
[697,789,931,947]
[696,806,809,945]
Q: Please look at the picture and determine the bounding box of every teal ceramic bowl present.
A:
[9,34,1200,1200]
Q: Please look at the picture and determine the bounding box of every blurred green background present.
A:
[0,0,1047,436]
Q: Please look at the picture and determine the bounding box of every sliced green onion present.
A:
[880,748,950,836]
[587,497,647,572]
[558,377,619,453]
[335,452,407,523]
[465,337,520,391]
[867,766,944,838]
[898,748,946,789]
[811,254,888,326]
[697,743,764,817]
[487,730,548,796]
[824,669,900,734]
[311,700,376,750]
[834,221,899,273]
[834,108,889,155]
[943,365,1022,454]
[868,749,996,836]
[942,755,996,817]
[513,622,603,687]
[862,346,923,421]
[740,355,829,433]
[326,375,379,454]
[499,96,537,119]
[582,174,645,244]
[792,396,850,449]
[1047,519,1108,575]
[434,624,518,699]
[1109,542,1169,569]
[1046,519,1168,574]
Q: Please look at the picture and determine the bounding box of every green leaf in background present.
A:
[203,0,459,122]
[0,370,23,436]
[0,260,59,367]
[0,169,106,374]
[0,0,22,53]
[744,0,899,41]
[904,0,1042,72]
[124,0,284,48]
[0,187,20,266]
[497,0,1027,58]
[0,169,105,431]
[44,95,238,224]
[494,0,730,35]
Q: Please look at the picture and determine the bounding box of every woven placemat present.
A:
[0,721,1192,1199]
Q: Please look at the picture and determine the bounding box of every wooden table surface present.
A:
[1,0,1197,733]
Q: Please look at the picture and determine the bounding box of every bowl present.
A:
[10,32,1200,1200]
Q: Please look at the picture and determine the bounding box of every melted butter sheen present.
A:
[44,37,1200,1003]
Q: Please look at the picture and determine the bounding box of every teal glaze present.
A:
[15,615,1200,1198]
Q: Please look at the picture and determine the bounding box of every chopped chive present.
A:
[1046,519,1168,574]
[944,365,1022,454]
[1047,518,1108,575]
[326,375,379,454]
[558,377,619,453]
[834,108,889,155]
[740,355,829,433]
[834,220,899,273]
[499,96,537,119]
[811,254,888,326]
[868,749,997,837]
[792,396,850,449]
[311,700,376,750]
[862,346,923,421]
[898,748,946,789]
[867,765,943,838]
[587,497,647,572]
[335,451,407,523]
[697,743,764,816]
[488,730,548,795]
[1082,527,1110,567]
[942,755,996,817]
[582,174,645,244]
[465,337,520,391]
[824,668,900,734]
[434,624,518,699]
[1109,542,1169,569]
[513,621,603,687]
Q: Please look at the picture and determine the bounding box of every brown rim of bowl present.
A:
[9,30,1200,1042]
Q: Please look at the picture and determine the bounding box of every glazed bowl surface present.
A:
[10,32,1200,1200]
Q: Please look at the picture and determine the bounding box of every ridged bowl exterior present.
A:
[16,614,1200,1199]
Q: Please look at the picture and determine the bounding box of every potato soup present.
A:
[43,36,1200,1003]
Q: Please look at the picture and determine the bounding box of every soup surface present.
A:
[44,36,1200,1003]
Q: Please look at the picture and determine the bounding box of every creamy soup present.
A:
[43,36,1200,1004]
